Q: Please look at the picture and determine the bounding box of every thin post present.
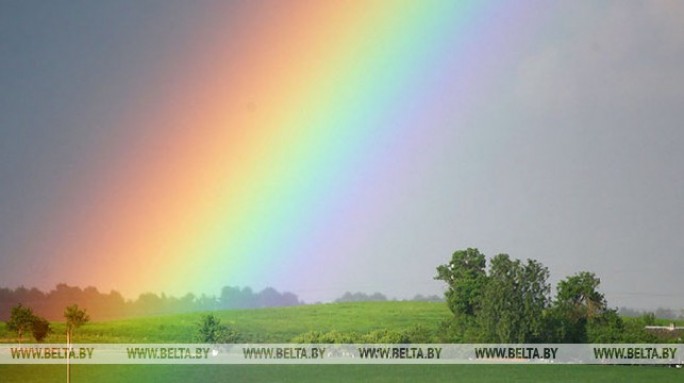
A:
[66,328,70,383]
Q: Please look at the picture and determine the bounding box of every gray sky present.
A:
[1,1,683,309]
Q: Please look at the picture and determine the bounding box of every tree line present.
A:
[6,303,89,342]
[435,248,659,343]
[0,284,301,321]
[334,291,443,303]
[619,307,684,321]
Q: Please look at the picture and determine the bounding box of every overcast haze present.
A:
[1,1,683,309]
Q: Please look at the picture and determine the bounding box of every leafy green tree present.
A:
[519,259,551,341]
[7,304,35,341]
[556,272,606,318]
[478,254,518,342]
[64,304,90,343]
[435,248,488,341]
[551,272,606,342]
[435,248,487,318]
[436,249,551,342]
[478,255,550,343]
[436,248,621,344]
[64,305,88,383]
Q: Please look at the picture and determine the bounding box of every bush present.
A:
[587,309,624,343]
[291,327,434,344]
[31,317,52,342]
[621,316,660,343]
[360,329,409,344]
[291,331,325,343]
[291,330,359,344]
[401,324,435,343]
[641,312,656,326]
[196,314,239,343]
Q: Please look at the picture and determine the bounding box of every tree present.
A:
[64,304,89,383]
[550,272,607,342]
[6,304,52,342]
[435,248,487,318]
[64,304,90,343]
[435,248,489,342]
[335,291,388,303]
[478,255,550,343]
[7,304,35,341]
[556,272,606,318]
[519,259,551,341]
[478,254,518,342]
[436,248,622,344]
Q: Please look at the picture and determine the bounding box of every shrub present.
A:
[31,317,52,342]
[360,329,409,344]
[401,324,435,343]
[291,330,359,344]
[196,314,239,343]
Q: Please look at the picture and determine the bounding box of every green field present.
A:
[1,301,682,382]
[1,301,452,343]
[2,364,683,383]
[2,301,682,344]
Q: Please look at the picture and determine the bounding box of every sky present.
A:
[1,1,683,309]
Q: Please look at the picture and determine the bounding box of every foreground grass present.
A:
[1,364,682,383]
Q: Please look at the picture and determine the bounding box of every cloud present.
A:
[514,1,684,118]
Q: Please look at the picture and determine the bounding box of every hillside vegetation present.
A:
[1,301,451,343]
[2,301,681,344]
[2,301,682,383]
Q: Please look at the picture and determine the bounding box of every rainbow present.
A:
[33,2,548,300]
